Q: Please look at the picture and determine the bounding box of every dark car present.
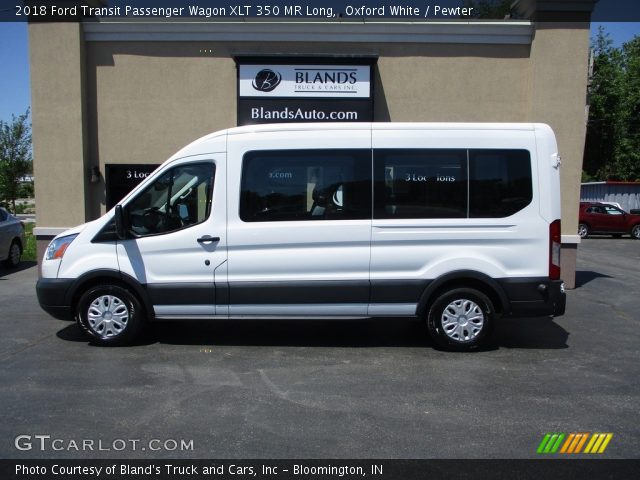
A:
[0,207,26,267]
[578,202,640,239]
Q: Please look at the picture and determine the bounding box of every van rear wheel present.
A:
[426,288,494,351]
[76,284,144,346]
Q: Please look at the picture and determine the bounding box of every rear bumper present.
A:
[500,279,566,318]
[36,278,74,320]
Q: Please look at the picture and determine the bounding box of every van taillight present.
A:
[549,219,561,280]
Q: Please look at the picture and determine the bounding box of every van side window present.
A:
[240,150,371,222]
[374,149,533,219]
[468,149,532,218]
[127,162,214,236]
[374,149,467,219]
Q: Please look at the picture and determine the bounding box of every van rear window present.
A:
[240,150,371,222]
[469,149,532,218]
[374,149,532,219]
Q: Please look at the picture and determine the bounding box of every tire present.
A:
[2,240,21,268]
[76,284,145,346]
[631,224,640,240]
[426,288,494,351]
[577,223,589,239]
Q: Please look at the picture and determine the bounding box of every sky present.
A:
[0,21,639,124]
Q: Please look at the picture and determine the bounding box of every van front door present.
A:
[116,155,227,318]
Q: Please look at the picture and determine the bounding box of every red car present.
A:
[578,202,640,239]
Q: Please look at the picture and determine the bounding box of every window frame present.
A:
[374,148,533,220]
[468,148,533,219]
[604,206,624,215]
[239,149,373,223]
[124,161,216,238]
[373,148,469,220]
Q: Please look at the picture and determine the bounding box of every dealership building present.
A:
[30,0,597,288]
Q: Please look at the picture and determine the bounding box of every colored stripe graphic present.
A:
[539,433,613,454]
[559,433,575,453]
[537,434,552,454]
[537,433,565,454]
[584,433,613,454]
[574,433,589,453]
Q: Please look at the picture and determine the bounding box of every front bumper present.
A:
[36,278,74,320]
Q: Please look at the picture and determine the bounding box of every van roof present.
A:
[225,122,539,135]
[172,122,546,160]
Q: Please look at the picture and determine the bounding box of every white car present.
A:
[0,207,25,268]
[37,123,566,350]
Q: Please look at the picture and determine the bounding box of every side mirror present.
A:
[114,205,127,240]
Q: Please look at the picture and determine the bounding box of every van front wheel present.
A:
[426,288,494,351]
[76,285,144,346]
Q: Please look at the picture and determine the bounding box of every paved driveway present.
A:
[0,239,638,459]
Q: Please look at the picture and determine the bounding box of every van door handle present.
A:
[197,235,220,244]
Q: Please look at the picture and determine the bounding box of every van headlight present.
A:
[45,234,78,260]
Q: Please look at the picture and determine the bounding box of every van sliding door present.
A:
[225,128,372,317]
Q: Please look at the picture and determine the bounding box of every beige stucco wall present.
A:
[529,24,591,288]
[85,43,237,218]
[375,44,531,122]
[30,23,89,228]
[528,24,591,243]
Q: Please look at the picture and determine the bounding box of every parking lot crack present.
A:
[594,300,631,321]
[0,334,56,363]
[258,369,290,400]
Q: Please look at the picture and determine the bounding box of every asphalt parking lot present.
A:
[0,238,639,459]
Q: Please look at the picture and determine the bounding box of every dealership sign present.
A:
[239,65,371,98]
[237,60,374,125]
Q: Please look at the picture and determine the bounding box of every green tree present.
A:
[617,36,640,180]
[584,28,640,181]
[0,109,32,212]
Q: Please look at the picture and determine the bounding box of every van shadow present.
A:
[0,261,37,279]
[491,317,568,349]
[57,316,569,350]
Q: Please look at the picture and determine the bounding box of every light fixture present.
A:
[90,166,101,183]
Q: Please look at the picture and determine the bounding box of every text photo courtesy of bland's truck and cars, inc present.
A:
[17,4,476,19]
[15,463,376,477]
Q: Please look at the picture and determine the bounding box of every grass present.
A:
[22,222,37,262]
[15,203,36,214]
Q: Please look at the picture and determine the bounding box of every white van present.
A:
[37,123,565,350]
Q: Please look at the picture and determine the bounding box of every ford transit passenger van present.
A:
[36,123,566,350]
